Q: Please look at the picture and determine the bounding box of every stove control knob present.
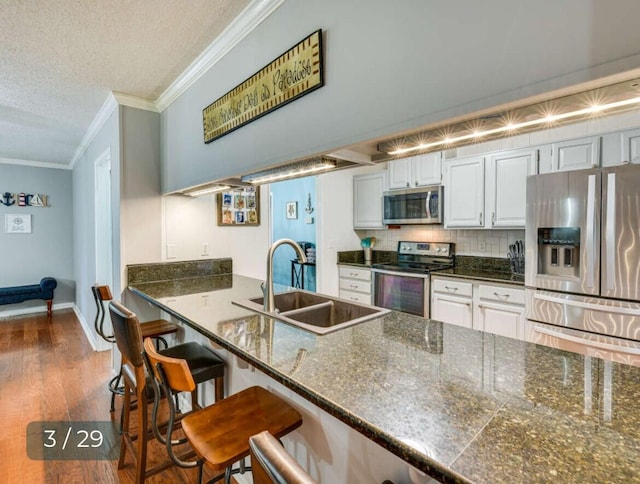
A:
[435,247,441,253]
[403,245,412,251]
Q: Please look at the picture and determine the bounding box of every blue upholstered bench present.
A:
[0,277,57,317]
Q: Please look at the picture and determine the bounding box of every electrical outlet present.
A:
[479,241,487,252]
[201,242,209,256]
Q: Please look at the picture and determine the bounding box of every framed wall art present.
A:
[217,187,260,226]
[5,214,32,233]
[286,201,297,219]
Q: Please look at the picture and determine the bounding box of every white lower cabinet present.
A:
[430,278,473,328]
[431,276,525,340]
[338,265,372,304]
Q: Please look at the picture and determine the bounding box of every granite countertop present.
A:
[129,275,640,483]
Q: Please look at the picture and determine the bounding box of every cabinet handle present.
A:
[494,292,509,299]
[479,212,483,226]
[350,272,358,277]
[491,212,495,226]
[445,286,458,292]
[350,284,358,289]
[415,180,419,186]
[406,182,410,187]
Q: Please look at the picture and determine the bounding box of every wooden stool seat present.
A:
[140,318,179,340]
[182,386,303,473]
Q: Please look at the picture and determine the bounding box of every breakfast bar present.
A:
[129,274,640,483]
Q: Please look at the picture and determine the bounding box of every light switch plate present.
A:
[166,244,177,259]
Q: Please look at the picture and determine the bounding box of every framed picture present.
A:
[5,214,32,233]
[217,187,260,226]
[286,201,297,219]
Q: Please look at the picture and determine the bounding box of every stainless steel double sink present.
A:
[232,290,390,335]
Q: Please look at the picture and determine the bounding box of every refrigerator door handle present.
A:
[585,175,597,288]
[531,324,640,356]
[605,173,616,292]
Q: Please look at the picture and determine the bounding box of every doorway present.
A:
[269,177,317,291]
[94,148,113,351]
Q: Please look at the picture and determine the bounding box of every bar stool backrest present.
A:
[143,337,196,394]
[109,300,144,368]
[249,430,316,484]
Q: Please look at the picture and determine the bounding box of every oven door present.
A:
[372,269,429,318]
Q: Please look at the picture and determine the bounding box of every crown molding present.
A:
[155,0,286,112]
[69,94,119,170]
[0,156,72,170]
[112,91,159,112]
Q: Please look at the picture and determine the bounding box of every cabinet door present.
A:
[486,149,536,228]
[621,128,640,164]
[387,158,412,189]
[353,172,386,229]
[414,152,442,186]
[444,156,485,228]
[552,136,600,171]
[431,293,473,328]
[477,300,525,340]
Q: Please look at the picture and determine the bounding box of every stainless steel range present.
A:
[372,241,455,317]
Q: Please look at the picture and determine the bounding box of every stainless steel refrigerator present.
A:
[525,164,640,344]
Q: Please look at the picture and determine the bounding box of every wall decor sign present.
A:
[203,29,324,143]
[5,214,32,233]
[217,187,260,226]
[0,192,48,207]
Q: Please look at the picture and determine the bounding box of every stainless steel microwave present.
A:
[383,186,443,225]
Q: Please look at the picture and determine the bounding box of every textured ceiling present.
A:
[0,0,250,167]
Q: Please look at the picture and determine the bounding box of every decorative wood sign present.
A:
[203,29,324,143]
[0,192,48,207]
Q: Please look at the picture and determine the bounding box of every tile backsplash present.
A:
[356,226,524,259]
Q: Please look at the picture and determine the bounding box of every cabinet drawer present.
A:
[478,284,525,305]
[339,290,372,304]
[339,266,371,281]
[431,278,473,297]
[339,279,371,294]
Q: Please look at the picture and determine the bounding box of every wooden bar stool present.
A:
[92,284,180,412]
[144,337,303,484]
[249,430,316,484]
[109,300,226,484]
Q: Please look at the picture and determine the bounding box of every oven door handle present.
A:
[372,269,430,279]
[531,324,640,355]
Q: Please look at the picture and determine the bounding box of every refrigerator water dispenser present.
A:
[538,227,581,277]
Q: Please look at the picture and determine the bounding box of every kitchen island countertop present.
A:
[130,274,640,483]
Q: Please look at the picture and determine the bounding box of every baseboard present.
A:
[73,304,110,352]
[0,301,73,319]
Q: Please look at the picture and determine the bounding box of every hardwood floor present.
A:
[0,309,231,484]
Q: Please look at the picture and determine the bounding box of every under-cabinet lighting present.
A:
[241,157,337,184]
[379,78,640,156]
[185,185,231,197]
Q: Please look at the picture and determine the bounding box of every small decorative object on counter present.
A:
[508,240,525,275]
[361,236,376,263]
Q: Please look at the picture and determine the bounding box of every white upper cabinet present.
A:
[444,155,485,228]
[486,148,537,228]
[353,172,386,229]
[550,136,600,172]
[601,128,640,167]
[387,152,442,190]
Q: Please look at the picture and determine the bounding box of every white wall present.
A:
[162,184,269,279]
[72,107,121,350]
[0,164,75,315]
[161,0,640,193]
